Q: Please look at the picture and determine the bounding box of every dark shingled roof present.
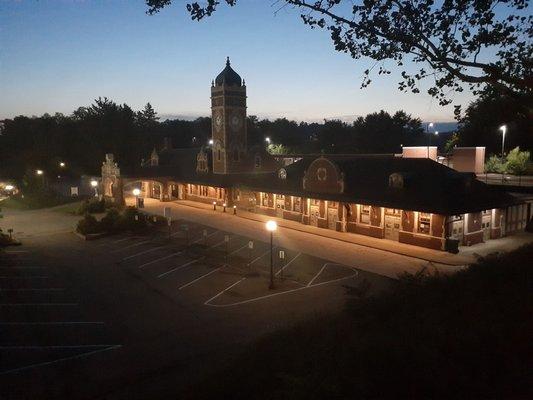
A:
[124,150,519,216]
[214,57,242,87]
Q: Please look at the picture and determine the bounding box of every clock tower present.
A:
[211,57,247,174]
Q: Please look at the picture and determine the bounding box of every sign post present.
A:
[247,240,254,267]
[278,250,285,279]
[224,234,230,265]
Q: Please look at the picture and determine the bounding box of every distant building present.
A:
[102,59,528,252]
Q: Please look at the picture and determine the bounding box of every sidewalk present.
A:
[129,198,531,267]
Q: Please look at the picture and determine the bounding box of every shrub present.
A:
[505,146,530,175]
[100,208,120,232]
[115,206,147,231]
[76,197,108,215]
[76,213,102,235]
[484,154,505,173]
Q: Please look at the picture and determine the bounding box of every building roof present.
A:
[124,150,519,215]
[214,57,242,87]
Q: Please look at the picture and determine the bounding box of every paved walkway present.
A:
[133,198,532,266]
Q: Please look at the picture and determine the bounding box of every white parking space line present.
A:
[122,246,165,261]
[4,251,29,254]
[138,251,183,269]
[178,266,224,290]
[0,345,122,376]
[204,277,246,305]
[209,240,226,249]
[275,252,302,277]
[0,321,104,326]
[0,267,46,270]
[157,257,205,278]
[0,344,118,350]
[192,230,218,244]
[307,263,328,287]
[0,303,78,306]
[207,269,360,308]
[249,247,277,265]
[111,240,150,253]
[112,237,139,243]
[0,276,48,279]
[0,288,64,292]
[228,243,249,256]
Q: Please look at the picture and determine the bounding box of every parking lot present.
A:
[0,251,121,377]
[0,209,394,399]
[95,218,361,308]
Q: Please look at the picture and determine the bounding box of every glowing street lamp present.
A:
[265,137,271,144]
[90,180,98,197]
[5,185,14,191]
[213,201,217,211]
[36,169,43,175]
[266,220,277,290]
[426,122,434,159]
[208,139,214,145]
[59,162,66,168]
[499,125,507,183]
[133,188,141,207]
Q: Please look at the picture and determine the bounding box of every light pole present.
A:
[90,180,98,197]
[426,122,434,159]
[133,188,141,207]
[500,125,507,183]
[266,220,277,290]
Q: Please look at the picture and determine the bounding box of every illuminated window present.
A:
[385,208,401,216]
[360,205,370,224]
[293,197,301,213]
[418,213,431,234]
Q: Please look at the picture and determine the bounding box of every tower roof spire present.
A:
[226,56,230,66]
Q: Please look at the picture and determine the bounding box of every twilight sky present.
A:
[0,0,474,122]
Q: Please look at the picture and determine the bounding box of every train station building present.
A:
[102,59,528,252]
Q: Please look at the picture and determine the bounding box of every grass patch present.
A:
[187,244,533,399]
[1,193,81,210]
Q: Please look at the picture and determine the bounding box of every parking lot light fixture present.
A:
[59,162,66,168]
[266,220,277,289]
[36,169,43,175]
[265,137,271,144]
[209,139,214,145]
[213,201,217,211]
[233,205,237,215]
[91,180,99,197]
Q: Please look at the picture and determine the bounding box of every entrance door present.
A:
[310,206,319,227]
[384,215,400,241]
[482,213,491,241]
[327,208,337,230]
[276,196,285,218]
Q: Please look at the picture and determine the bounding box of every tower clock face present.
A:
[230,113,243,132]
[214,113,223,131]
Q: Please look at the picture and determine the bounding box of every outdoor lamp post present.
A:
[132,188,141,207]
[233,205,237,215]
[5,185,14,192]
[208,139,214,146]
[266,220,277,290]
[265,137,271,144]
[59,162,65,168]
[90,180,98,197]
[499,125,507,183]
[213,201,217,211]
[426,122,434,159]
[36,169,43,176]
[223,203,227,213]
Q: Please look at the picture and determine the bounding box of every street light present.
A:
[36,169,43,175]
[133,188,141,207]
[213,201,217,211]
[59,162,65,168]
[90,180,98,197]
[266,220,277,290]
[499,125,507,183]
[5,185,14,191]
[208,139,214,145]
[265,137,271,144]
[426,122,434,159]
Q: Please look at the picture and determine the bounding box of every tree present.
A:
[505,147,530,175]
[457,88,533,154]
[444,132,459,154]
[146,0,532,106]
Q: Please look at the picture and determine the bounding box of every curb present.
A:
[150,201,470,267]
